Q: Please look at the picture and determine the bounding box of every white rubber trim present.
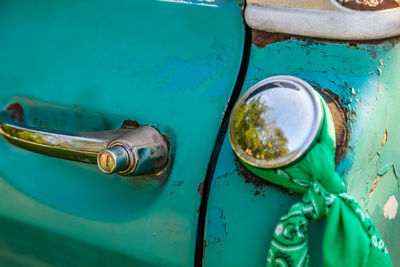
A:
[245,4,400,40]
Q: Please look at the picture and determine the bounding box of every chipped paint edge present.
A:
[383,195,398,220]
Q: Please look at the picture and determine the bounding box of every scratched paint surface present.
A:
[0,0,244,266]
[204,37,400,265]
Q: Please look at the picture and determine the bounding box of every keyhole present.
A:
[106,155,111,167]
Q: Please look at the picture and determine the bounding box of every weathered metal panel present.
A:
[245,2,400,40]
[0,0,245,266]
[204,35,400,266]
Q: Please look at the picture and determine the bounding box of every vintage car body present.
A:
[0,0,399,266]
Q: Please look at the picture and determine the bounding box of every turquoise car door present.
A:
[0,1,245,266]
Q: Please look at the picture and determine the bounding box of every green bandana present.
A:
[243,96,393,267]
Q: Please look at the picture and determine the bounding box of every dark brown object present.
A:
[319,89,350,165]
[5,102,24,122]
[252,30,290,48]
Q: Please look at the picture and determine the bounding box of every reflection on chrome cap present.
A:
[229,75,323,169]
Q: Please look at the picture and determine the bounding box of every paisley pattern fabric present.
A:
[243,96,393,267]
[266,181,390,267]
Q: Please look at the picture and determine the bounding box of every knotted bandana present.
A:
[243,96,393,267]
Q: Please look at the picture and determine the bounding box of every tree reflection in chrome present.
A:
[233,97,289,160]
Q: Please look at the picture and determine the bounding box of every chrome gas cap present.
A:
[229,75,323,169]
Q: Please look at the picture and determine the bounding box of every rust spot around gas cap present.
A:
[318,89,350,165]
[235,157,290,195]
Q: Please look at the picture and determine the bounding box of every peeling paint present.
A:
[252,30,290,49]
[205,207,227,244]
[369,176,381,198]
[350,87,356,96]
[377,162,393,176]
[366,164,399,217]
[383,195,398,219]
[319,89,350,165]
[198,180,205,196]
[235,157,288,195]
[202,240,206,261]
[121,120,140,129]
[393,165,398,180]
[382,129,387,146]
[171,180,184,187]
[369,164,395,197]
[377,66,382,76]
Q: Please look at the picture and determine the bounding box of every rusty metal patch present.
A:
[121,119,139,128]
[369,175,381,197]
[382,129,388,146]
[337,0,400,10]
[319,89,350,165]
[235,157,291,195]
[5,102,24,122]
[252,30,290,48]
[198,180,205,196]
[252,30,400,49]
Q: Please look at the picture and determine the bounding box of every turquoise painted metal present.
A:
[0,0,244,266]
[204,36,400,265]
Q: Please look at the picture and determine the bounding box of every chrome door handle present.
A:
[0,108,170,176]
